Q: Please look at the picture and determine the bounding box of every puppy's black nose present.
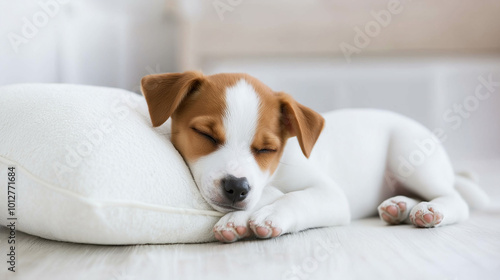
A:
[221,175,250,202]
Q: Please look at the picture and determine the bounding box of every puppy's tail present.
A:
[454,171,490,210]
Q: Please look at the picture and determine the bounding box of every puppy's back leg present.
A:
[387,125,469,227]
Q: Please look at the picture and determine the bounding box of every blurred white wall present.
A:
[176,0,500,69]
[0,0,179,91]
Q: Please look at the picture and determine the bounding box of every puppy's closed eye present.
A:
[191,127,219,145]
[253,148,277,154]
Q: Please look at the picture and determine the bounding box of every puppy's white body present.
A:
[141,72,488,242]
[277,109,400,220]
[216,109,486,239]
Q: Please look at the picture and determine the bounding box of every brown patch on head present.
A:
[141,72,246,162]
[166,74,233,162]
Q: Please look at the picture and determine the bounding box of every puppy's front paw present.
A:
[409,202,444,228]
[249,220,282,239]
[213,211,252,243]
[248,205,286,239]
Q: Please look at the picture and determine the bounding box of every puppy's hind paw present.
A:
[409,202,444,228]
[378,196,412,225]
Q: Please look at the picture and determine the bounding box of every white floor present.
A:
[2,160,500,280]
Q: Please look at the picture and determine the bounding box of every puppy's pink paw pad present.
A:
[256,227,269,237]
[235,226,247,236]
[271,227,282,238]
[221,230,236,241]
[386,205,399,217]
[378,200,408,225]
[423,213,434,223]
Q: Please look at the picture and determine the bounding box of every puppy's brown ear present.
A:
[279,92,325,158]
[141,71,204,127]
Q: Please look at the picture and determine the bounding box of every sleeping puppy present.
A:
[141,71,488,242]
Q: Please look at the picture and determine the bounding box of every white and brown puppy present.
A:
[141,71,489,243]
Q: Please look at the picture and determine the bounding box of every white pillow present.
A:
[0,84,222,244]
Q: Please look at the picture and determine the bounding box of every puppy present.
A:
[141,71,489,242]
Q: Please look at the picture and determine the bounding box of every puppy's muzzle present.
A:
[221,175,250,203]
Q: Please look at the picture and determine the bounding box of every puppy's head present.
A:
[141,71,324,213]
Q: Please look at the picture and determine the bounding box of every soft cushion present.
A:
[0,84,222,244]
